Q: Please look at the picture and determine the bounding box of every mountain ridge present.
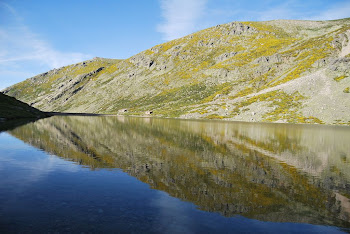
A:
[3,18,350,125]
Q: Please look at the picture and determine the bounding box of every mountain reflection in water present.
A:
[9,116,350,228]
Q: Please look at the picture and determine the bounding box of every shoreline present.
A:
[2,112,350,128]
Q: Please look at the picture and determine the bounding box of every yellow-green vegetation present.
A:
[144,49,155,55]
[334,75,347,82]
[333,119,350,125]
[205,114,225,119]
[201,82,233,103]
[3,19,350,125]
[229,90,324,124]
[298,116,324,124]
[229,87,254,99]
[70,59,119,79]
[268,36,333,87]
[344,87,350,93]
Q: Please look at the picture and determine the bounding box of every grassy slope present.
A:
[0,93,48,120]
[3,19,350,124]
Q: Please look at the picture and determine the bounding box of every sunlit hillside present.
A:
[3,19,350,125]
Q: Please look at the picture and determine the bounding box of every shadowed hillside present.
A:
[0,93,51,131]
[0,93,48,120]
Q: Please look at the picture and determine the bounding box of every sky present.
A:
[0,0,349,90]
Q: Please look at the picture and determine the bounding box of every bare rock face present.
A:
[328,58,350,72]
[130,54,155,69]
[254,54,282,64]
[228,22,257,35]
[216,52,238,62]
[332,30,350,52]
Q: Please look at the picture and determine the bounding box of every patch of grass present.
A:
[201,82,233,103]
[297,116,324,124]
[334,75,347,82]
[266,35,333,87]
[144,50,155,55]
[205,114,224,119]
[228,90,322,124]
[229,87,254,99]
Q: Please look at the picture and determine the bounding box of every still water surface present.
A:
[1,116,350,233]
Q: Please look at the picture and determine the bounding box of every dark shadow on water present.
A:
[0,112,112,132]
[0,118,44,132]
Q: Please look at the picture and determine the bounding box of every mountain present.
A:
[0,93,49,120]
[3,19,350,125]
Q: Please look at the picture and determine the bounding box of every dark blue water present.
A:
[0,116,350,233]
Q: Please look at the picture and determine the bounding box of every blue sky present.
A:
[1,0,350,90]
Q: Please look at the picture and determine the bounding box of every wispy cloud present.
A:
[157,0,207,40]
[0,26,90,68]
[0,2,90,88]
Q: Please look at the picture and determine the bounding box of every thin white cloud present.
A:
[157,0,207,40]
[0,1,20,18]
[0,27,90,68]
[0,3,91,88]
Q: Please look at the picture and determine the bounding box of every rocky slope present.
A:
[3,19,350,125]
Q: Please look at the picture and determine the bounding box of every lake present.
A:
[0,116,350,233]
